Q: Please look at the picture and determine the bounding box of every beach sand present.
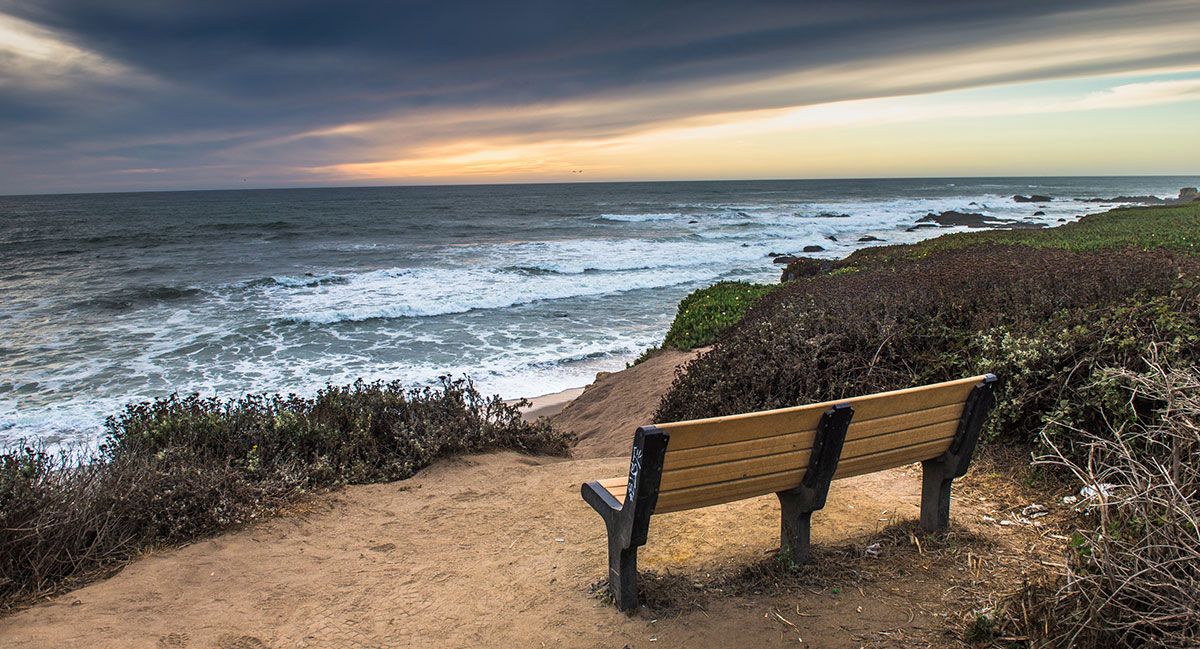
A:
[0,350,1059,648]
[512,387,586,421]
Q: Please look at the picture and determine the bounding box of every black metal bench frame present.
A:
[582,374,997,611]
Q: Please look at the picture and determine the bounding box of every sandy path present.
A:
[0,450,1014,649]
[556,349,703,459]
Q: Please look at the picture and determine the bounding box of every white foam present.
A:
[268,273,342,287]
[596,212,683,222]
[447,236,784,274]
[273,263,737,323]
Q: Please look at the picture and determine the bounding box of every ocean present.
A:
[1,176,1194,448]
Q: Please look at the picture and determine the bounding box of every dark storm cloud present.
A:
[0,0,1195,192]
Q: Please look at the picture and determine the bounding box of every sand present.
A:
[0,349,1059,648]
[1,452,1027,648]
[554,348,703,459]
[512,387,586,422]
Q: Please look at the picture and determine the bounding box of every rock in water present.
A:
[1077,195,1165,204]
[802,245,824,252]
[1178,187,1199,203]
[1013,194,1053,203]
[918,210,991,227]
[918,210,1046,230]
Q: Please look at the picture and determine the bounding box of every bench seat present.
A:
[582,374,997,611]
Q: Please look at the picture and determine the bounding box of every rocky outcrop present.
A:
[780,257,833,281]
[1076,195,1165,204]
[910,210,1047,231]
[802,244,825,253]
[1013,194,1053,203]
[858,235,884,242]
[1076,189,1200,205]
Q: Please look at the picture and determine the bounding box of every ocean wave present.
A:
[450,237,783,275]
[273,264,737,324]
[205,220,297,232]
[78,285,205,311]
[245,273,349,288]
[595,212,682,222]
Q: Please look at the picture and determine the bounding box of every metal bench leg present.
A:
[919,461,953,532]
[778,497,814,564]
[607,542,639,611]
[920,375,997,533]
[775,404,853,565]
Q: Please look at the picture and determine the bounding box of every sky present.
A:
[0,0,1198,195]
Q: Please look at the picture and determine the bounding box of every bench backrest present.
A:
[645,375,990,513]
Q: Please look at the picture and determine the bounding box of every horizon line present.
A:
[2,172,1197,199]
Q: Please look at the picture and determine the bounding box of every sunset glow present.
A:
[1,0,1197,193]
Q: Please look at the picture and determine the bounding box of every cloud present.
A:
[0,0,1198,192]
[0,12,127,83]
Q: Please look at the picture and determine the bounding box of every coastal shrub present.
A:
[994,363,1200,648]
[660,281,780,351]
[655,246,1200,460]
[0,377,571,609]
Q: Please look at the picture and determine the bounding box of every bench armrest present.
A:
[581,480,623,516]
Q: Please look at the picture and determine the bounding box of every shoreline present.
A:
[508,386,588,421]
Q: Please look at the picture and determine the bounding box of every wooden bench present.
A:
[581,374,997,610]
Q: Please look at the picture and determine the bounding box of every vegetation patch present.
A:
[658,245,1199,459]
[0,378,571,610]
[660,280,780,351]
[846,202,1200,267]
[993,364,1200,648]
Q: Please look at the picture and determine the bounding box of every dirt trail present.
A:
[0,450,1048,649]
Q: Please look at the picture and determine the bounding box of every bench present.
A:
[581,374,997,610]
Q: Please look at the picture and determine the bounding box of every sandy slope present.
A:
[0,451,1010,648]
[555,349,703,460]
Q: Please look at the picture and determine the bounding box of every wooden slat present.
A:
[659,448,814,492]
[656,468,804,513]
[659,405,828,451]
[598,476,626,491]
[839,419,958,461]
[834,437,953,479]
[846,403,963,440]
[659,375,984,451]
[662,427,818,472]
[844,378,978,421]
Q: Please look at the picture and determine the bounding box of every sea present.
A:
[1,176,1195,449]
